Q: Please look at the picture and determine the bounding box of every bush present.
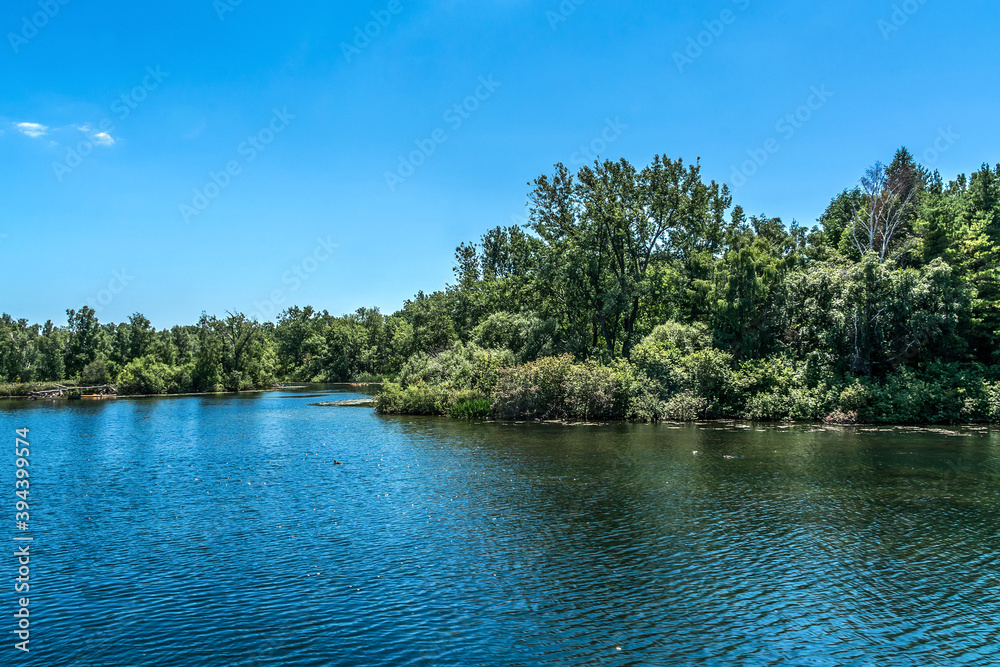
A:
[82,359,115,385]
[376,382,453,415]
[862,363,984,424]
[728,358,833,421]
[450,394,492,419]
[662,391,708,421]
[641,321,713,354]
[633,322,716,395]
[743,384,830,421]
[396,342,514,393]
[492,354,576,420]
[167,364,196,394]
[0,383,51,398]
[619,366,666,422]
[838,380,871,413]
[683,349,735,409]
[983,381,1000,423]
[117,356,171,395]
[563,360,624,420]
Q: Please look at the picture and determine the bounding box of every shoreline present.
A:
[4,383,991,428]
[0,382,382,401]
[374,413,995,429]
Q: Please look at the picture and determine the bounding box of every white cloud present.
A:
[92,132,115,146]
[16,122,48,138]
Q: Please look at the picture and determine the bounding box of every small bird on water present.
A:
[334,460,343,465]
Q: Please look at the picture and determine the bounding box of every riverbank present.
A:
[1,381,382,401]
[0,382,78,398]
[374,349,1000,425]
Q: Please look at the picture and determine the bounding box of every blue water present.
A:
[2,389,999,666]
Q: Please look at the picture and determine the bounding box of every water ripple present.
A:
[2,398,999,665]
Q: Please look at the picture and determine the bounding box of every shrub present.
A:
[619,366,666,422]
[632,321,713,394]
[743,384,830,421]
[854,363,985,424]
[492,354,575,420]
[82,359,115,385]
[450,394,492,419]
[640,321,712,354]
[726,358,832,421]
[983,381,1000,423]
[396,342,514,393]
[563,360,623,420]
[117,356,171,395]
[0,383,50,398]
[631,343,685,394]
[678,349,734,413]
[662,391,708,421]
[838,380,871,413]
[167,363,196,394]
[376,382,453,415]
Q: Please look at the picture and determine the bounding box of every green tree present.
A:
[65,307,104,378]
[529,155,731,358]
[37,321,67,381]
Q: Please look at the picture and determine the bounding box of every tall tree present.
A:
[846,158,924,263]
[65,307,104,378]
[530,155,731,358]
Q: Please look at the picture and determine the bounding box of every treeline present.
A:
[0,300,457,395]
[6,149,1000,421]
[375,149,1000,423]
[0,311,277,395]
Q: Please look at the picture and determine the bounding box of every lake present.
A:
[2,387,999,666]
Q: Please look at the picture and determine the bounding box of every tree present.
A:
[398,291,459,356]
[712,213,788,360]
[530,155,731,358]
[839,255,962,375]
[846,158,924,263]
[210,311,273,390]
[37,321,66,381]
[275,306,331,377]
[127,313,156,362]
[0,315,39,382]
[65,307,104,378]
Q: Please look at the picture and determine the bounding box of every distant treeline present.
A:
[6,149,1000,421]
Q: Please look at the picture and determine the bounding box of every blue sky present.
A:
[2,0,998,328]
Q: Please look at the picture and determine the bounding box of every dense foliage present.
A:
[375,150,1000,424]
[5,150,1000,421]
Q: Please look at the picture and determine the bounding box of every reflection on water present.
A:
[2,389,998,666]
